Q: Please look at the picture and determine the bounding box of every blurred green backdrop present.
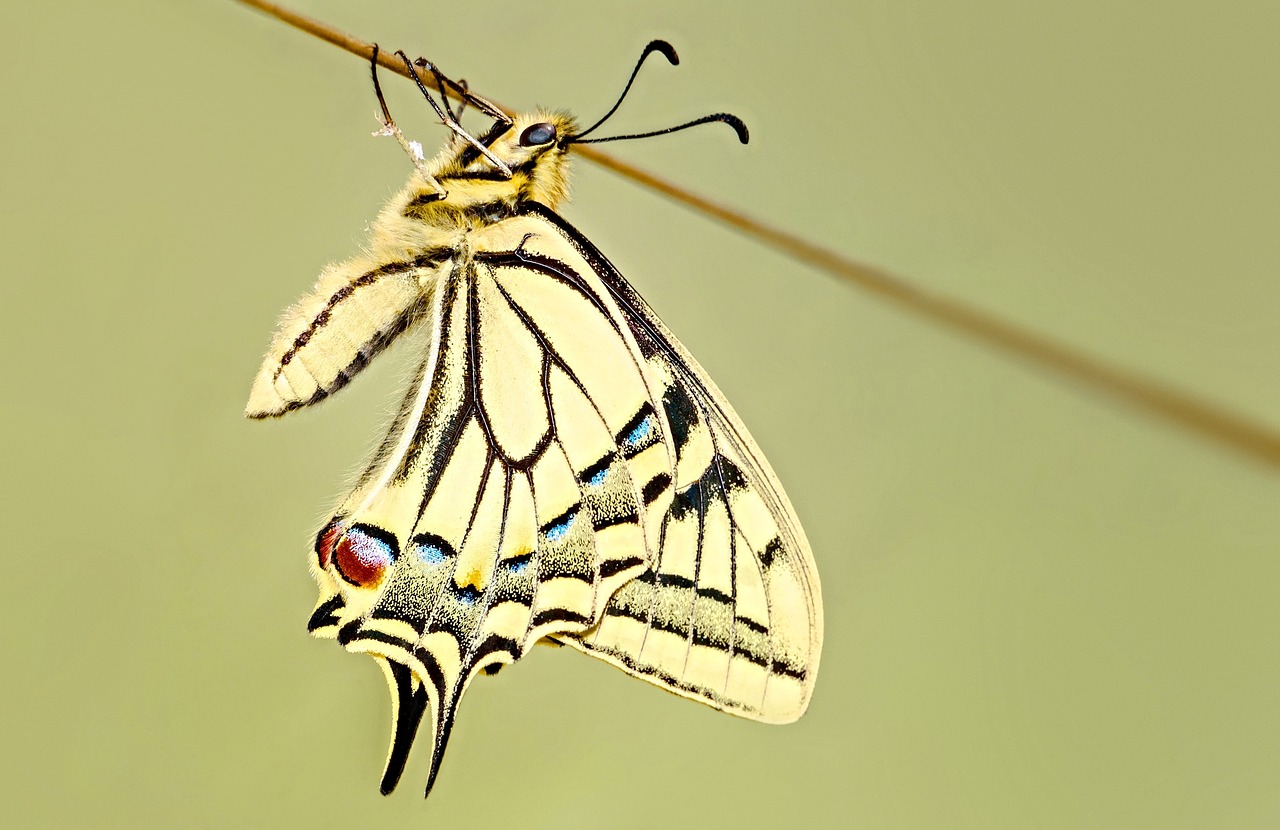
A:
[4,1,1280,827]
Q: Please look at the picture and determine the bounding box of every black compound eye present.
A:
[519,122,557,146]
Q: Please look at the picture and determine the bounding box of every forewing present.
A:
[245,253,447,418]
[523,205,824,724]
[307,226,674,795]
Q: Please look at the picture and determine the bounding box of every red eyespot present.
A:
[315,519,343,569]
[332,525,397,589]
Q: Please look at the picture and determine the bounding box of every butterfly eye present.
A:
[519,122,557,146]
[332,525,397,588]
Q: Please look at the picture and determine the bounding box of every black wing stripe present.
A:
[307,595,344,632]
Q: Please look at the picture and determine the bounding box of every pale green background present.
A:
[4,1,1279,827]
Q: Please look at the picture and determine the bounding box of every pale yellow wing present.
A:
[245,251,448,418]
[306,218,677,795]
[301,206,820,796]
[523,205,824,724]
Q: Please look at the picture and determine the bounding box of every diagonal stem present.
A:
[233,0,1280,472]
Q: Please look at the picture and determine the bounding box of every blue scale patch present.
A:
[545,512,576,543]
[623,415,654,450]
[506,554,531,574]
[416,541,448,566]
[588,466,609,487]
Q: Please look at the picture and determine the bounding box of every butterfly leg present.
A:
[395,51,513,177]
[447,78,470,141]
[369,44,446,195]
[411,56,512,129]
[441,78,479,152]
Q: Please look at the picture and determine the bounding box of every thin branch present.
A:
[237,0,495,111]
[234,0,1280,471]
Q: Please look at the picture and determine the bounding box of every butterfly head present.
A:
[468,110,579,209]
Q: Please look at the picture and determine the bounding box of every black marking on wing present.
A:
[531,608,592,628]
[760,538,783,569]
[635,570,695,590]
[771,661,806,681]
[493,572,536,607]
[370,603,427,630]
[572,641,746,713]
[599,556,646,578]
[661,380,700,453]
[502,551,533,571]
[615,402,656,449]
[593,507,639,531]
[539,504,580,537]
[642,473,673,505]
[670,483,703,520]
[307,595,344,632]
[578,453,614,486]
[717,456,749,493]
[337,619,361,646]
[409,531,459,558]
[341,626,416,653]
[697,586,733,605]
[470,633,520,666]
[380,660,428,796]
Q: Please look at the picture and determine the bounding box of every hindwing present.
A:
[300,205,821,795]
[306,215,677,794]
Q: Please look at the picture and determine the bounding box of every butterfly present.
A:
[246,40,823,798]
